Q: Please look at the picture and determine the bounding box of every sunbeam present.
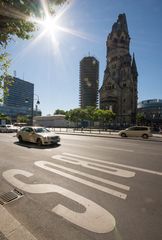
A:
[10,0,96,64]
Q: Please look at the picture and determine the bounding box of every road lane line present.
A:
[53,155,135,178]
[64,153,162,176]
[93,145,134,152]
[64,143,134,152]
[35,161,128,199]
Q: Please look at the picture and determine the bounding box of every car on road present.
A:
[0,124,18,133]
[16,126,60,146]
[119,126,152,139]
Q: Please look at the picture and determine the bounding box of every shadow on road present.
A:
[14,141,61,149]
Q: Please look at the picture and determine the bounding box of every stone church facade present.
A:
[99,13,138,124]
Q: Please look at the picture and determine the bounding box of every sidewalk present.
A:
[0,205,37,240]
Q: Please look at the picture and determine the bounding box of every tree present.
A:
[54,109,66,115]
[0,0,67,101]
[102,110,116,129]
[93,109,104,122]
[65,107,116,129]
[0,113,11,123]
[0,0,67,46]
[0,48,13,102]
[93,109,116,129]
[17,115,29,123]
[136,113,146,125]
[84,106,96,128]
[65,108,81,127]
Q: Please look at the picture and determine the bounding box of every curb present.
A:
[0,205,37,240]
[54,131,162,141]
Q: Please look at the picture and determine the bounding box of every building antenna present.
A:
[13,70,16,77]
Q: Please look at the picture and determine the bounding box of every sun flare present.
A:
[42,16,58,33]
[15,0,95,62]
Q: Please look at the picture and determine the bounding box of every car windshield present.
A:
[34,128,50,133]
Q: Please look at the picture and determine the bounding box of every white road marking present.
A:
[64,143,134,152]
[64,143,93,148]
[3,169,116,233]
[52,154,135,178]
[93,145,134,152]
[35,161,127,199]
[39,160,130,190]
[64,153,162,176]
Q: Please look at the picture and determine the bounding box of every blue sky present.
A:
[7,0,162,115]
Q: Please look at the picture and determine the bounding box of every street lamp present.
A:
[32,94,40,125]
[25,94,40,125]
[24,98,32,124]
[34,94,40,114]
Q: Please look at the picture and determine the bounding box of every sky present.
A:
[7,0,162,116]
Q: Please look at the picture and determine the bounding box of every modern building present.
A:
[79,56,99,108]
[4,77,34,110]
[1,77,41,122]
[99,13,138,125]
[0,104,31,120]
[138,99,162,126]
[0,104,41,122]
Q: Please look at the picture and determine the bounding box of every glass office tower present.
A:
[3,77,34,121]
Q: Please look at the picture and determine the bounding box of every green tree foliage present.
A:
[17,115,29,123]
[136,113,146,125]
[0,113,11,123]
[93,109,104,122]
[65,107,116,129]
[65,108,81,126]
[94,109,116,128]
[0,0,67,46]
[0,47,13,102]
[84,106,95,121]
[0,0,67,101]
[54,109,66,115]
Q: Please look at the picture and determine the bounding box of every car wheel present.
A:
[142,134,148,139]
[18,135,23,143]
[121,133,127,137]
[37,138,43,146]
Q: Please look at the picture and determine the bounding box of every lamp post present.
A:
[32,94,40,125]
[25,94,40,125]
[24,98,31,124]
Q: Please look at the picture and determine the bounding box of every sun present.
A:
[41,15,59,34]
[25,0,95,57]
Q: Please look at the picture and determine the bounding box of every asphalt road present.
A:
[0,133,162,240]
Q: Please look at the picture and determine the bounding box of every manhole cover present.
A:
[0,189,24,205]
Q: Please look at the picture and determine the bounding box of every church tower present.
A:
[99,13,138,124]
